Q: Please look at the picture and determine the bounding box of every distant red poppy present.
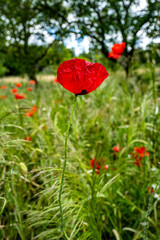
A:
[54,77,58,83]
[26,105,37,117]
[148,186,154,194]
[28,80,36,85]
[1,95,6,99]
[90,158,101,170]
[25,136,32,141]
[15,93,26,100]
[130,146,150,167]
[27,87,33,91]
[134,147,150,157]
[12,88,18,93]
[108,42,125,59]
[16,83,22,87]
[104,164,109,170]
[0,85,7,89]
[90,157,108,174]
[113,146,121,152]
[57,58,109,95]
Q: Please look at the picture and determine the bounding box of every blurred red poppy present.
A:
[134,147,150,157]
[16,83,22,87]
[54,77,58,83]
[28,80,36,85]
[57,58,109,95]
[113,146,121,152]
[108,42,125,59]
[0,85,7,89]
[90,157,108,174]
[104,164,109,170]
[25,136,32,141]
[130,146,149,167]
[27,87,33,91]
[12,88,18,93]
[26,105,37,117]
[1,95,6,99]
[15,93,26,100]
[148,186,154,194]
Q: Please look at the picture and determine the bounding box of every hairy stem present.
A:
[58,95,77,240]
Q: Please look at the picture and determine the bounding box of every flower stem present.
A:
[58,95,77,240]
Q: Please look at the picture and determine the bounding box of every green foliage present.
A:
[0,67,159,239]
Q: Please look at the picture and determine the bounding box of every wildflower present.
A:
[130,146,149,167]
[1,95,6,99]
[25,136,32,141]
[16,83,22,87]
[108,42,125,59]
[28,80,36,85]
[104,164,109,170]
[26,105,37,117]
[54,77,58,83]
[90,158,101,170]
[90,158,108,174]
[134,147,150,157]
[27,87,33,91]
[11,88,18,93]
[15,93,26,100]
[148,186,154,194]
[57,58,109,95]
[0,85,7,89]
[113,146,121,152]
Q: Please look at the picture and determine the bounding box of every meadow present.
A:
[0,67,160,240]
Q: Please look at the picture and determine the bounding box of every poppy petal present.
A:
[57,58,109,95]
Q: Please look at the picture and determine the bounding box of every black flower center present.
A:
[76,89,88,96]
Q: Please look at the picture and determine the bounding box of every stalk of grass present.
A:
[58,95,77,240]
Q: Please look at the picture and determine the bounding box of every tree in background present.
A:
[0,0,70,82]
[69,0,159,76]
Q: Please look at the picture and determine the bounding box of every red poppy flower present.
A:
[134,147,150,157]
[134,159,142,167]
[16,83,22,87]
[15,93,26,100]
[1,95,6,99]
[25,105,37,117]
[104,164,109,170]
[12,88,18,93]
[113,146,121,152]
[0,85,7,89]
[148,186,154,194]
[108,42,125,59]
[57,58,109,95]
[90,158,101,170]
[130,146,149,167]
[28,80,36,85]
[54,77,58,83]
[25,136,32,141]
[90,158,108,174]
[27,87,33,91]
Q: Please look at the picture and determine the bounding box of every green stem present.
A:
[0,197,6,215]
[58,95,77,240]
[18,101,23,126]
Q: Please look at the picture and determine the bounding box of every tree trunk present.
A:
[28,71,38,88]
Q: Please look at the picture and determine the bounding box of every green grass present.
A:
[0,69,160,240]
